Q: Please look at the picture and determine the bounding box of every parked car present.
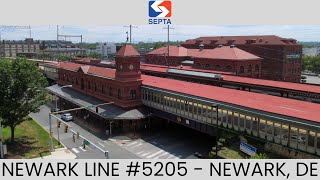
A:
[50,107,60,112]
[61,113,73,121]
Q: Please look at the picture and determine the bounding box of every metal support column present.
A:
[49,113,54,152]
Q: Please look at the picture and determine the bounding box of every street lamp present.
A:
[50,84,72,152]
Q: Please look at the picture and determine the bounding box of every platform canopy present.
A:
[46,84,149,120]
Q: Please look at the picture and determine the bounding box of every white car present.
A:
[61,113,73,122]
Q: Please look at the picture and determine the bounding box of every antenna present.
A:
[123,25,138,43]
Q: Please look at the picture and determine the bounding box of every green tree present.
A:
[75,53,88,58]
[57,53,71,61]
[88,52,102,59]
[0,57,48,142]
[302,56,320,74]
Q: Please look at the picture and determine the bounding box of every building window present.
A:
[76,78,78,85]
[205,64,210,69]
[102,85,105,94]
[94,83,97,92]
[248,65,252,73]
[255,64,259,72]
[215,65,221,70]
[130,90,137,100]
[226,66,232,71]
[88,81,91,89]
[118,89,121,99]
[196,63,201,67]
[109,86,112,96]
[81,78,84,90]
[239,66,245,73]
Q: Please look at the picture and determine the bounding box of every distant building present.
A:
[40,40,85,58]
[145,45,262,78]
[303,47,320,56]
[0,38,40,58]
[96,42,117,58]
[181,35,302,82]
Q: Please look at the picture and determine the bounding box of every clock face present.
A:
[129,64,134,70]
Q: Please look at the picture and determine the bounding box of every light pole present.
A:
[50,84,72,151]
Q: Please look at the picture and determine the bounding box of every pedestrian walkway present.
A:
[112,134,192,159]
[35,148,77,159]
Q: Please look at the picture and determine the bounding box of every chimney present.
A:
[199,43,204,51]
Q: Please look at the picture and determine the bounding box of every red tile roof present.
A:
[183,35,300,46]
[58,62,116,79]
[188,46,261,60]
[147,46,188,57]
[142,75,320,123]
[116,44,140,56]
[140,63,320,94]
[147,46,261,60]
[141,63,234,75]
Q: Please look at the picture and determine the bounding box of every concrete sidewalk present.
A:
[35,148,77,159]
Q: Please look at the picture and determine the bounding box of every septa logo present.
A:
[149,0,172,18]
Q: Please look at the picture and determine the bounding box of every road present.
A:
[30,105,139,159]
[30,105,214,159]
[305,75,320,85]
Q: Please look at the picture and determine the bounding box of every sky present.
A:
[1,25,320,43]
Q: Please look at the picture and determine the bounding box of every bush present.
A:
[250,153,269,159]
[208,151,216,159]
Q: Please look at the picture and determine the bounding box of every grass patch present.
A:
[2,116,63,159]
[218,141,247,159]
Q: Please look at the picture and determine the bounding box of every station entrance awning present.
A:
[46,84,149,120]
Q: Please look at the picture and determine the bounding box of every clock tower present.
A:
[114,44,142,109]
[115,44,141,80]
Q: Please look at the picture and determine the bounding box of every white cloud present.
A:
[1,25,320,43]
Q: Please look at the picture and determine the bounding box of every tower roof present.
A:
[116,44,140,57]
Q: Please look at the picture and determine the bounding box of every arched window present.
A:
[248,65,252,72]
[109,86,112,96]
[226,66,232,71]
[255,64,259,72]
[118,89,121,99]
[130,90,137,100]
[81,78,84,90]
[215,65,221,70]
[239,66,245,73]
[102,85,105,94]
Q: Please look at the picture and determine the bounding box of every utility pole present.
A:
[57,25,59,60]
[163,25,174,67]
[124,25,138,43]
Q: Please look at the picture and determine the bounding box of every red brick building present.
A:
[145,45,261,78]
[181,35,302,82]
[57,44,142,109]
